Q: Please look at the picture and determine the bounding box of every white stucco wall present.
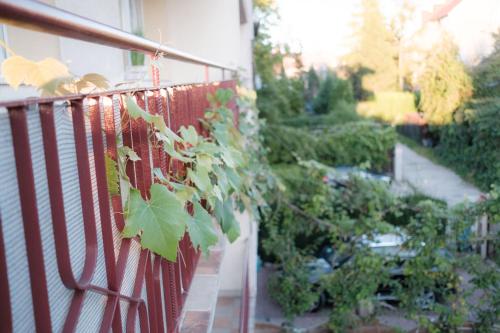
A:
[1,0,254,102]
[218,210,257,294]
[143,0,254,87]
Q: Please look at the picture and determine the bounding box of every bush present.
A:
[280,102,359,128]
[262,125,317,164]
[257,76,305,122]
[436,98,500,189]
[263,122,396,172]
[357,91,417,124]
[313,73,354,114]
[315,122,396,172]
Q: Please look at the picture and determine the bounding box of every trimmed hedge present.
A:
[280,101,359,129]
[263,122,396,172]
[262,125,317,164]
[315,122,396,172]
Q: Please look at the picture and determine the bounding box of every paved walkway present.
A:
[396,143,483,207]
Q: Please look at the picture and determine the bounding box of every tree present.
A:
[418,35,472,125]
[305,67,320,107]
[345,0,399,97]
[472,29,500,98]
[313,73,354,114]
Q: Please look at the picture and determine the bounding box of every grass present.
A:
[397,134,484,191]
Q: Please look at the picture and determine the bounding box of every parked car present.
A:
[323,166,392,188]
[307,232,454,311]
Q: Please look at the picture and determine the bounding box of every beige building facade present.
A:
[0,0,254,100]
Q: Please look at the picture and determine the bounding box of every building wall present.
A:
[0,0,254,102]
[143,0,254,86]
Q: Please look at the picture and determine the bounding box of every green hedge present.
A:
[315,122,396,172]
[357,91,417,124]
[263,122,396,172]
[280,101,359,128]
[436,98,500,189]
[262,125,318,164]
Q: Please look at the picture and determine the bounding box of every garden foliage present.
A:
[436,98,500,190]
[260,161,500,331]
[263,122,396,172]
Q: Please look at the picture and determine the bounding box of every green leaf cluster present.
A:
[114,89,264,261]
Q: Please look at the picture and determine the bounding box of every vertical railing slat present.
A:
[8,106,52,332]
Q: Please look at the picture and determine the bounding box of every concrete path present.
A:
[396,143,483,207]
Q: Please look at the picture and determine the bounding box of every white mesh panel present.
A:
[75,292,107,332]
[0,108,35,332]
[54,102,87,281]
[84,100,107,289]
[27,105,73,332]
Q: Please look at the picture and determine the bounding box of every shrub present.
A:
[313,73,354,114]
[472,29,500,98]
[256,76,305,122]
[280,102,359,128]
[436,98,500,189]
[315,122,396,172]
[262,125,317,164]
[357,91,417,124]
[263,122,396,172]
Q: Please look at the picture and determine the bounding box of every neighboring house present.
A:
[401,0,500,87]
[0,1,257,332]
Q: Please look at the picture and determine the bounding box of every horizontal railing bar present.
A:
[0,80,230,108]
[0,0,237,72]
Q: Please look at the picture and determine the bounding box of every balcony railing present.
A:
[0,0,241,332]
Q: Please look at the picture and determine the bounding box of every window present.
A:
[121,0,144,66]
[0,25,7,63]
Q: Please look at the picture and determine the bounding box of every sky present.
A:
[269,0,500,68]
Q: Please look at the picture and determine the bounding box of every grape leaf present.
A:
[214,198,240,243]
[186,201,218,254]
[105,154,120,196]
[120,145,141,161]
[187,166,212,192]
[123,184,189,261]
[125,96,153,122]
[180,125,199,146]
[1,55,69,89]
[76,73,109,91]
[152,115,182,142]
[157,133,193,162]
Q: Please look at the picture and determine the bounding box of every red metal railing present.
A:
[0,80,237,332]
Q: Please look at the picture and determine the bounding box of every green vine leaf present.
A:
[187,201,219,254]
[180,125,199,146]
[214,199,240,243]
[120,145,141,161]
[156,133,193,163]
[150,115,184,143]
[123,184,189,261]
[187,166,212,193]
[125,96,153,122]
[105,154,120,196]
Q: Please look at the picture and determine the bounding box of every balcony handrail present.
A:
[0,0,237,72]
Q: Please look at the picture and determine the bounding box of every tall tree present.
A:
[418,35,472,125]
[472,29,500,98]
[345,0,399,97]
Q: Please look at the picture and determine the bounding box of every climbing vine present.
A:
[0,50,268,262]
[118,88,255,261]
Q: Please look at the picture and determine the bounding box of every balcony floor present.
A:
[212,296,241,333]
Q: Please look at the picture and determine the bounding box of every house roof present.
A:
[425,0,462,22]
